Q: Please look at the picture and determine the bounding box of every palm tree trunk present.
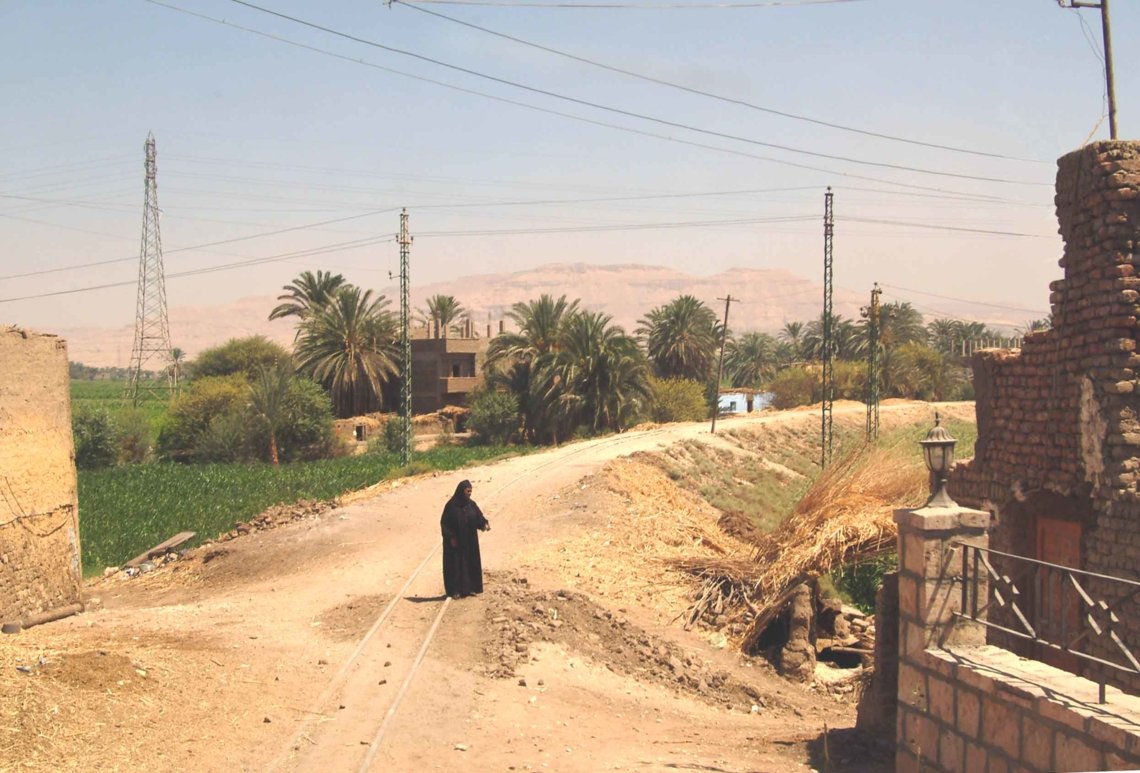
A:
[269,433,280,466]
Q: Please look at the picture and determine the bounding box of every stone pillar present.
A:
[894,504,991,772]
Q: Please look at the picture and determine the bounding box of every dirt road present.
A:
[3,401,960,771]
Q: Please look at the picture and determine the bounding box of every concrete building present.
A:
[410,318,493,415]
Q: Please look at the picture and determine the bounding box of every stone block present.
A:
[927,673,955,724]
[1021,715,1055,772]
[938,729,965,772]
[964,739,987,772]
[1054,732,1105,772]
[981,698,1023,756]
[957,687,981,738]
[988,751,1013,773]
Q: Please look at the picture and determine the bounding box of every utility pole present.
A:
[398,209,413,466]
[709,295,737,434]
[124,132,174,406]
[1058,0,1118,139]
[821,187,834,468]
[861,283,882,442]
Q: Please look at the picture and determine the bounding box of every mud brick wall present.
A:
[950,141,1140,684]
[0,327,82,623]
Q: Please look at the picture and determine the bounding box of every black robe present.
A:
[441,480,489,597]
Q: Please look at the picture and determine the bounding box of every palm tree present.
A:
[486,294,580,443]
[269,270,347,322]
[637,295,721,381]
[549,311,650,434]
[248,362,293,465]
[879,302,927,349]
[926,318,961,356]
[778,321,805,362]
[294,287,398,417]
[420,294,467,336]
[168,347,186,395]
[803,314,864,361]
[724,331,780,388]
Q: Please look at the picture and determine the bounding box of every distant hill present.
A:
[54,262,959,367]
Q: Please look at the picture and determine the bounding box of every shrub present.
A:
[189,336,291,380]
[767,366,820,409]
[157,375,248,460]
[73,409,119,470]
[116,409,153,464]
[831,553,896,614]
[468,389,519,445]
[382,417,405,454]
[647,377,708,423]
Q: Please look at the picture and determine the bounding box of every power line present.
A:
[393,0,1041,164]
[0,206,401,281]
[877,282,1050,316]
[0,236,396,305]
[225,0,1047,187]
[844,216,1051,239]
[400,0,862,6]
[143,0,1041,199]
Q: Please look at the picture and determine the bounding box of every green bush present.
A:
[116,409,154,464]
[157,373,337,463]
[189,336,291,380]
[831,553,896,614]
[468,389,519,445]
[73,409,119,470]
[647,377,707,423]
[157,375,248,460]
[382,417,405,454]
[768,366,820,409]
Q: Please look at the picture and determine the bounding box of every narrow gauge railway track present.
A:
[271,424,678,772]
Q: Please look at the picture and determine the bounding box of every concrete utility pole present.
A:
[125,132,174,406]
[1058,0,1119,140]
[709,294,737,435]
[821,187,834,468]
[398,209,413,466]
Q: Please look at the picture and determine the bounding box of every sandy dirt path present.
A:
[3,401,962,772]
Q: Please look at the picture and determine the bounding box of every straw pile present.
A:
[671,436,928,650]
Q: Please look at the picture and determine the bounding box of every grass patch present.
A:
[77,444,527,574]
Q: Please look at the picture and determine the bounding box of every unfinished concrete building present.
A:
[410,318,492,415]
[0,327,83,626]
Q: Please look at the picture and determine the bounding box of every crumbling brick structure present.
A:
[951,140,1140,687]
[0,327,83,624]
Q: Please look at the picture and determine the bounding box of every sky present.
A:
[1,0,1136,335]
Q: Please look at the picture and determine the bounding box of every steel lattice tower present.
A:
[398,209,413,466]
[862,282,882,441]
[124,133,173,405]
[821,187,834,468]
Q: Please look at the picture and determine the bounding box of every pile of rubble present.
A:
[481,574,787,715]
[218,498,338,541]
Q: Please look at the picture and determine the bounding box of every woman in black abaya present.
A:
[440,480,490,598]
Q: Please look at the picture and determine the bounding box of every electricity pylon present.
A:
[124,133,174,405]
[861,283,882,441]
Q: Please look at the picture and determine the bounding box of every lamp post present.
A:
[919,411,958,508]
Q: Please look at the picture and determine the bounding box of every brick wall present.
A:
[894,505,1140,772]
[950,140,1140,685]
[0,327,82,623]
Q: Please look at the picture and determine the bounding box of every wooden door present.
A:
[1035,517,1082,672]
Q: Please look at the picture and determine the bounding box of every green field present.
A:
[71,379,170,429]
[77,445,527,574]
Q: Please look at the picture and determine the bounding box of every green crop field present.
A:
[77,444,527,574]
[71,379,170,429]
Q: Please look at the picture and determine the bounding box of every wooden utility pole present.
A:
[709,295,736,435]
[1060,0,1118,139]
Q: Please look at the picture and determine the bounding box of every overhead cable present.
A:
[393,0,1041,164]
[143,0,1043,198]
[224,0,1046,186]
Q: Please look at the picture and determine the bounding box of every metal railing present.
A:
[953,542,1140,703]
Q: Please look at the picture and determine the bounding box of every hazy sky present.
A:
[1,0,1135,334]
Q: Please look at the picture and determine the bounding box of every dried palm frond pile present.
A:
[671,436,928,651]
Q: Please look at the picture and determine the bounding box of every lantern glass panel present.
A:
[927,445,946,473]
